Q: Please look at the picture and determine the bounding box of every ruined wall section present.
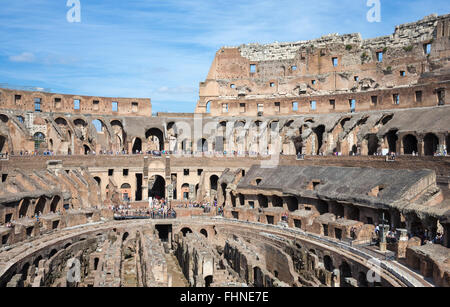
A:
[197,14,450,116]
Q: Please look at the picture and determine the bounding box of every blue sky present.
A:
[0,1,449,113]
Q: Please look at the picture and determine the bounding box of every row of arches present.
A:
[18,196,62,219]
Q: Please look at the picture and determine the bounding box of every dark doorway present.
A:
[135,173,143,201]
[424,133,439,156]
[132,138,142,153]
[148,175,166,199]
[367,134,379,155]
[181,227,192,237]
[386,130,398,153]
[205,275,213,287]
[403,134,418,154]
[155,224,172,242]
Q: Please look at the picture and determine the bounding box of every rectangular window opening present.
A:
[74,99,81,110]
[112,101,118,112]
[292,102,298,112]
[415,91,423,103]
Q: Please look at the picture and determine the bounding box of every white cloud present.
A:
[9,52,35,63]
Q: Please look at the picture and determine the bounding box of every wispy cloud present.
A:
[9,52,35,63]
[0,0,449,112]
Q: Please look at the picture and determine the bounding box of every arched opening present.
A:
[94,258,100,271]
[205,275,213,287]
[92,119,104,133]
[122,232,129,241]
[447,134,450,154]
[50,196,60,213]
[358,272,369,287]
[257,194,268,208]
[49,249,58,258]
[324,255,334,272]
[403,134,418,155]
[19,199,30,218]
[206,101,211,113]
[145,128,164,151]
[83,145,91,155]
[339,261,352,287]
[253,266,263,287]
[220,183,227,205]
[210,175,219,197]
[181,183,190,200]
[0,135,6,153]
[148,175,166,199]
[424,133,439,156]
[94,177,101,186]
[200,229,208,238]
[334,203,344,218]
[0,114,9,123]
[111,120,125,152]
[272,195,283,207]
[120,183,132,201]
[132,138,142,153]
[33,132,46,151]
[34,197,46,215]
[386,130,398,153]
[197,138,208,152]
[55,117,68,126]
[286,196,299,212]
[181,227,193,237]
[367,134,379,155]
[313,125,325,155]
[237,194,244,208]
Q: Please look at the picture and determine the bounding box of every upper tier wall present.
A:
[197,14,450,115]
[0,88,152,117]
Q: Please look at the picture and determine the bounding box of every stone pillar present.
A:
[379,224,390,252]
[418,137,424,156]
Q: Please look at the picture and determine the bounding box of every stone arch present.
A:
[55,117,68,126]
[148,175,165,199]
[145,128,164,151]
[73,118,87,127]
[324,255,334,272]
[358,272,369,287]
[210,175,219,197]
[286,196,298,212]
[403,134,418,155]
[197,138,208,152]
[111,120,125,152]
[50,196,61,213]
[447,134,450,153]
[257,194,268,208]
[19,199,31,218]
[385,130,398,153]
[93,177,101,186]
[367,134,379,155]
[180,227,193,237]
[339,261,353,286]
[34,197,46,215]
[0,135,6,153]
[0,114,9,123]
[33,132,46,151]
[200,229,208,238]
[272,195,283,207]
[83,144,91,155]
[313,125,325,155]
[424,133,439,156]
[132,137,142,153]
